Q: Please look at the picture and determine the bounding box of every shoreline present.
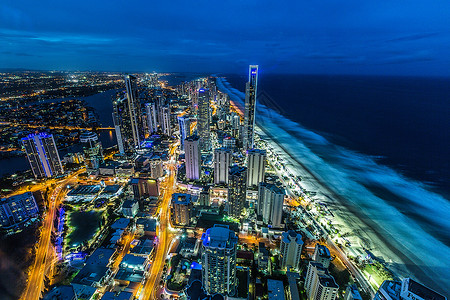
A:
[218,78,449,294]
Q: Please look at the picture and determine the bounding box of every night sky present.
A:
[1,0,449,76]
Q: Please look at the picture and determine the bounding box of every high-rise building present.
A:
[374,278,446,300]
[247,149,266,188]
[258,182,284,227]
[178,115,191,147]
[199,187,210,206]
[0,192,39,228]
[227,165,247,219]
[80,131,104,171]
[125,75,144,149]
[130,177,159,200]
[172,193,193,226]
[243,65,258,149]
[214,148,231,185]
[22,132,64,178]
[201,224,238,296]
[305,262,339,300]
[197,88,211,151]
[223,136,236,149]
[145,102,158,135]
[113,95,134,155]
[161,106,171,136]
[280,230,303,270]
[312,244,331,269]
[184,135,201,180]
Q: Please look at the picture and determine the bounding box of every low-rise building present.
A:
[0,192,39,228]
[122,200,139,218]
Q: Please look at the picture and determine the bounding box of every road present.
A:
[140,154,178,300]
[21,169,85,300]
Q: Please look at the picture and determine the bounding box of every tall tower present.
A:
[80,131,104,171]
[214,148,231,185]
[22,133,64,178]
[280,230,303,270]
[161,106,171,136]
[201,224,238,296]
[145,102,158,135]
[178,115,191,147]
[227,165,247,219]
[112,95,134,155]
[258,182,284,227]
[246,148,266,188]
[184,135,201,180]
[125,75,144,149]
[243,65,258,149]
[197,88,211,152]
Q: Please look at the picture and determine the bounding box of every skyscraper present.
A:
[305,262,339,300]
[112,94,135,155]
[161,106,171,136]
[178,115,191,147]
[125,75,144,149]
[197,88,211,151]
[145,102,158,135]
[258,182,284,227]
[280,230,303,270]
[247,148,266,188]
[80,131,104,171]
[184,135,201,180]
[227,165,247,219]
[22,132,64,178]
[243,65,258,149]
[172,193,193,226]
[374,278,446,300]
[214,147,231,185]
[201,224,238,296]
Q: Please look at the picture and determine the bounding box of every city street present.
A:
[21,169,85,300]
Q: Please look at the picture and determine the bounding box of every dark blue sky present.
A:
[1,0,449,76]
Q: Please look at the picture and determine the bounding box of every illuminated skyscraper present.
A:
[197,88,211,151]
[178,115,191,146]
[246,148,266,187]
[80,131,104,171]
[227,165,247,218]
[112,95,134,155]
[184,135,201,180]
[214,147,231,185]
[258,182,284,227]
[22,132,64,178]
[125,75,144,149]
[161,106,171,136]
[243,65,258,149]
[201,224,238,296]
[145,102,158,135]
[280,230,303,270]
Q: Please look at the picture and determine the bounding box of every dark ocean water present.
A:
[224,74,450,198]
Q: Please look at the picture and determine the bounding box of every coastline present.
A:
[216,77,450,294]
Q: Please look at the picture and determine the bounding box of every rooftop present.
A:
[85,247,116,267]
[172,193,192,205]
[316,244,331,258]
[268,279,285,300]
[1,191,34,204]
[403,278,447,300]
[282,230,303,245]
[201,224,238,249]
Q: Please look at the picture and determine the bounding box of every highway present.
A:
[140,148,178,300]
[21,169,85,300]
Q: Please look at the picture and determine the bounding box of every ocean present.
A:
[216,74,450,294]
